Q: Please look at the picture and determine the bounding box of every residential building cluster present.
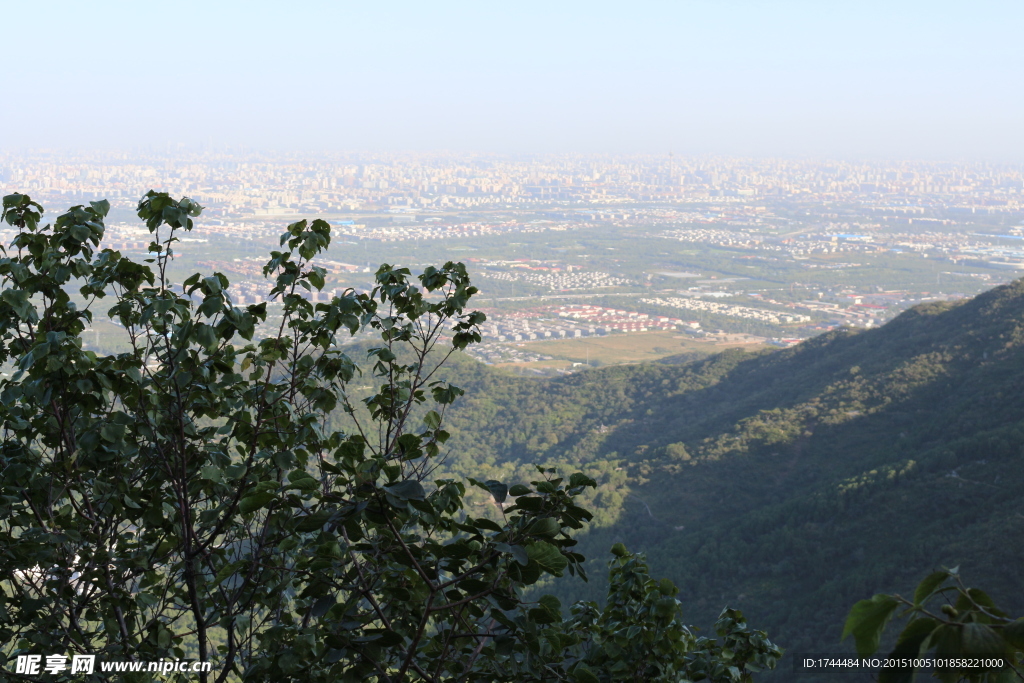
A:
[463,342,554,366]
[641,296,812,325]
[550,304,695,332]
[478,268,634,291]
[657,222,1023,268]
[335,219,571,241]
[658,228,766,249]
[478,305,692,342]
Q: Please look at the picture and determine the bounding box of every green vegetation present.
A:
[4,191,1023,681]
[421,276,1024,679]
[845,568,1024,682]
[0,194,781,682]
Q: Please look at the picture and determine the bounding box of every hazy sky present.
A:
[4,0,1023,159]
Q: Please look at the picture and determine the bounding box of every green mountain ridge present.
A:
[436,278,1024,676]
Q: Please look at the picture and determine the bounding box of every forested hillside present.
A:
[434,278,1024,674]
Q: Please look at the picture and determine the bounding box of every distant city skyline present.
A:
[4,1,1024,159]
[3,147,1019,351]
[4,150,1021,219]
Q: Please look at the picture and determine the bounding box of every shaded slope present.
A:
[436,279,1024,674]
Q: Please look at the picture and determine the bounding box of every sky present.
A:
[3,0,1023,159]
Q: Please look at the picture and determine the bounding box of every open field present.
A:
[492,360,575,377]
[514,331,767,365]
[494,359,574,371]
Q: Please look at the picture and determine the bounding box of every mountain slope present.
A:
[437,279,1024,672]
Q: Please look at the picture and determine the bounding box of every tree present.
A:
[844,568,1024,682]
[483,543,782,683]
[0,192,780,682]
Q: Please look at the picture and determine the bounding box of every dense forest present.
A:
[420,278,1024,675]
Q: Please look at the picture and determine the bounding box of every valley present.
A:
[426,278,1024,678]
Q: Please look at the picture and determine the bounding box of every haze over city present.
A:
[5,1,1024,364]
[4,0,1024,158]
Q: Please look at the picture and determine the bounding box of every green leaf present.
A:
[526,542,568,577]
[572,664,600,683]
[879,618,939,683]
[966,588,1005,617]
[157,627,172,648]
[513,496,544,512]
[286,477,320,492]
[203,275,222,293]
[441,542,473,559]
[528,594,562,624]
[843,594,900,657]
[195,323,218,350]
[569,472,597,488]
[654,597,677,618]
[255,480,279,493]
[308,269,325,290]
[1003,618,1024,649]
[295,509,333,533]
[473,517,503,533]
[199,466,223,483]
[1,289,32,319]
[361,629,404,647]
[100,423,126,442]
[311,595,335,619]
[914,570,950,606]
[962,623,1006,658]
[528,517,561,538]
[508,484,531,496]
[385,480,426,501]
[513,559,542,586]
[90,199,110,216]
[213,562,240,586]
[239,492,276,514]
[286,470,319,491]
[508,544,529,566]
[70,224,92,241]
[287,469,315,483]
[485,479,507,504]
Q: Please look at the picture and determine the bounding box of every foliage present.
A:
[0,193,779,683]
[844,568,1024,682]
[466,544,781,682]
[417,277,1024,674]
[564,546,782,683]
